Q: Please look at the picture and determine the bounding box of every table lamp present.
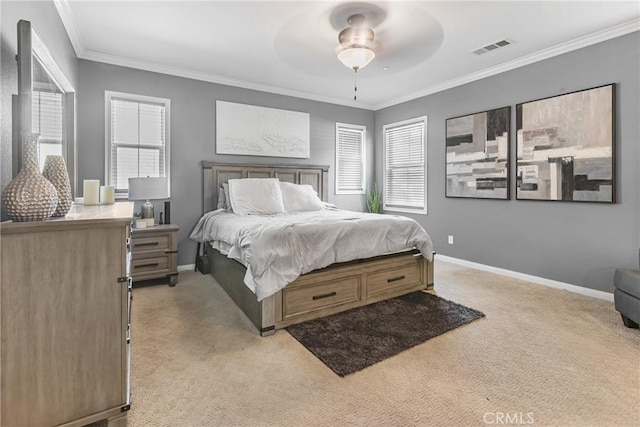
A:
[128,177,168,225]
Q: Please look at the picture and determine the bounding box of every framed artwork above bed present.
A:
[216,101,310,159]
[516,84,615,203]
[446,106,511,199]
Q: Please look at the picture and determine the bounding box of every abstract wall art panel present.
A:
[516,84,615,203]
[216,101,310,158]
[446,106,510,199]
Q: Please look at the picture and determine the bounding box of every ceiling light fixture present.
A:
[337,14,376,101]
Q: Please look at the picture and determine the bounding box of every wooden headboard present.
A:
[202,162,330,213]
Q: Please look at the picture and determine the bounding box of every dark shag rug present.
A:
[286,291,485,377]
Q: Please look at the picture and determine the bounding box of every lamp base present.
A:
[141,200,154,220]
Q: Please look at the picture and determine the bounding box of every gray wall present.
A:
[5,4,635,293]
[77,60,375,266]
[375,32,640,293]
[1,0,78,212]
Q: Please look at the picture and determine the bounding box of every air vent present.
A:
[471,38,514,55]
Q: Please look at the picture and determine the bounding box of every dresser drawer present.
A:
[131,255,170,277]
[283,276,361,319]
[366,263,421,298]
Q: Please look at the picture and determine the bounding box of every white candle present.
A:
[100,185,115,204]
[83,180,100,205]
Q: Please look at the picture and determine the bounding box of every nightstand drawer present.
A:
[131,234,170,254]
[130,224,179,286]
[131,255,170,277]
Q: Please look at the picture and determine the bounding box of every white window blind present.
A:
[106,92,170,196]
[32,90,63,171]
[383,116,427,214]
[336,123,365,194]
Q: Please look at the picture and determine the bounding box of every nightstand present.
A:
[130,224,179,286]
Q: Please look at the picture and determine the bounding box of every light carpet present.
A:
[129,261,640,426]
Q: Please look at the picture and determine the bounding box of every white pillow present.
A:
[227,178,286,215]
[279,181,324,212]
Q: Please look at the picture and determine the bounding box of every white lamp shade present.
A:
[338,47,375,71]
[128,177,169,200]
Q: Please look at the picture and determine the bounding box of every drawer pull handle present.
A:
[136,262,159,268]
[134,242,159,247]
[387,275,406,283]
[312,291,337,300]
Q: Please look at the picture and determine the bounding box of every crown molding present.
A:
[374,18,640,110]
[79,49,375,110]
[52,0,85,56]
[52,0,373,109]
[32,26,75,92]
[53,0,638,112]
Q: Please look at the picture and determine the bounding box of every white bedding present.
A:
[190,209,433,301]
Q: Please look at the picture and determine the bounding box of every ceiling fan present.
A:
[332,4,385,100]
[273,2,443,103]
[337,13,376,73]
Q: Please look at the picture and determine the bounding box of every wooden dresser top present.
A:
[1,202,134,234]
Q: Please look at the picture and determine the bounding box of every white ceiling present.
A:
[56,1,640,110]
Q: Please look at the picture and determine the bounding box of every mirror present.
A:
[14,20,76,194]
[33,55,64,171]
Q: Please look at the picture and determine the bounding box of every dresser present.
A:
[0,203,133,427]
[130,224,179,286]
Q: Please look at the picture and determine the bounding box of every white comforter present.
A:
[190,209,433,301]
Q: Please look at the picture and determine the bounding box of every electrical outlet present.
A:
[448,235,454,245]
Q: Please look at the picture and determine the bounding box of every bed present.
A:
[196,162,435,336]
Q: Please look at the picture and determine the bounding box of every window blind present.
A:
[384,118,426,213]
[32,90,63,170]
[109,97,167,193]
[336,124,365,194]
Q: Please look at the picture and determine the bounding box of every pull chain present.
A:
[353,69,358,101]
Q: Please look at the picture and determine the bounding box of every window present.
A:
[383,116,427,214]
[335,123,366,194]
[105,91,170,197]
[33,89,64,171]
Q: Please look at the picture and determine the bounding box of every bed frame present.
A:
[202,161,434,336]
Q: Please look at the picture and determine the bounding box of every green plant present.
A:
[366,182,381,213]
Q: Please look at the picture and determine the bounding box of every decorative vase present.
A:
[42,155,73,217]
[1,132,58,221]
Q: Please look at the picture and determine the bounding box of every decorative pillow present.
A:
[227,178,286,215]
[222,183,231,211]
[279,181,324,212]
[216,186,227,210]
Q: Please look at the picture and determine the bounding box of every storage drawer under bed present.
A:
[365,262,421,298]
[282,275,361,319]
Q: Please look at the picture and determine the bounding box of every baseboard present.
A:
[435,254,614,302]
[179,257,614,301]
[177,264,195,272]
